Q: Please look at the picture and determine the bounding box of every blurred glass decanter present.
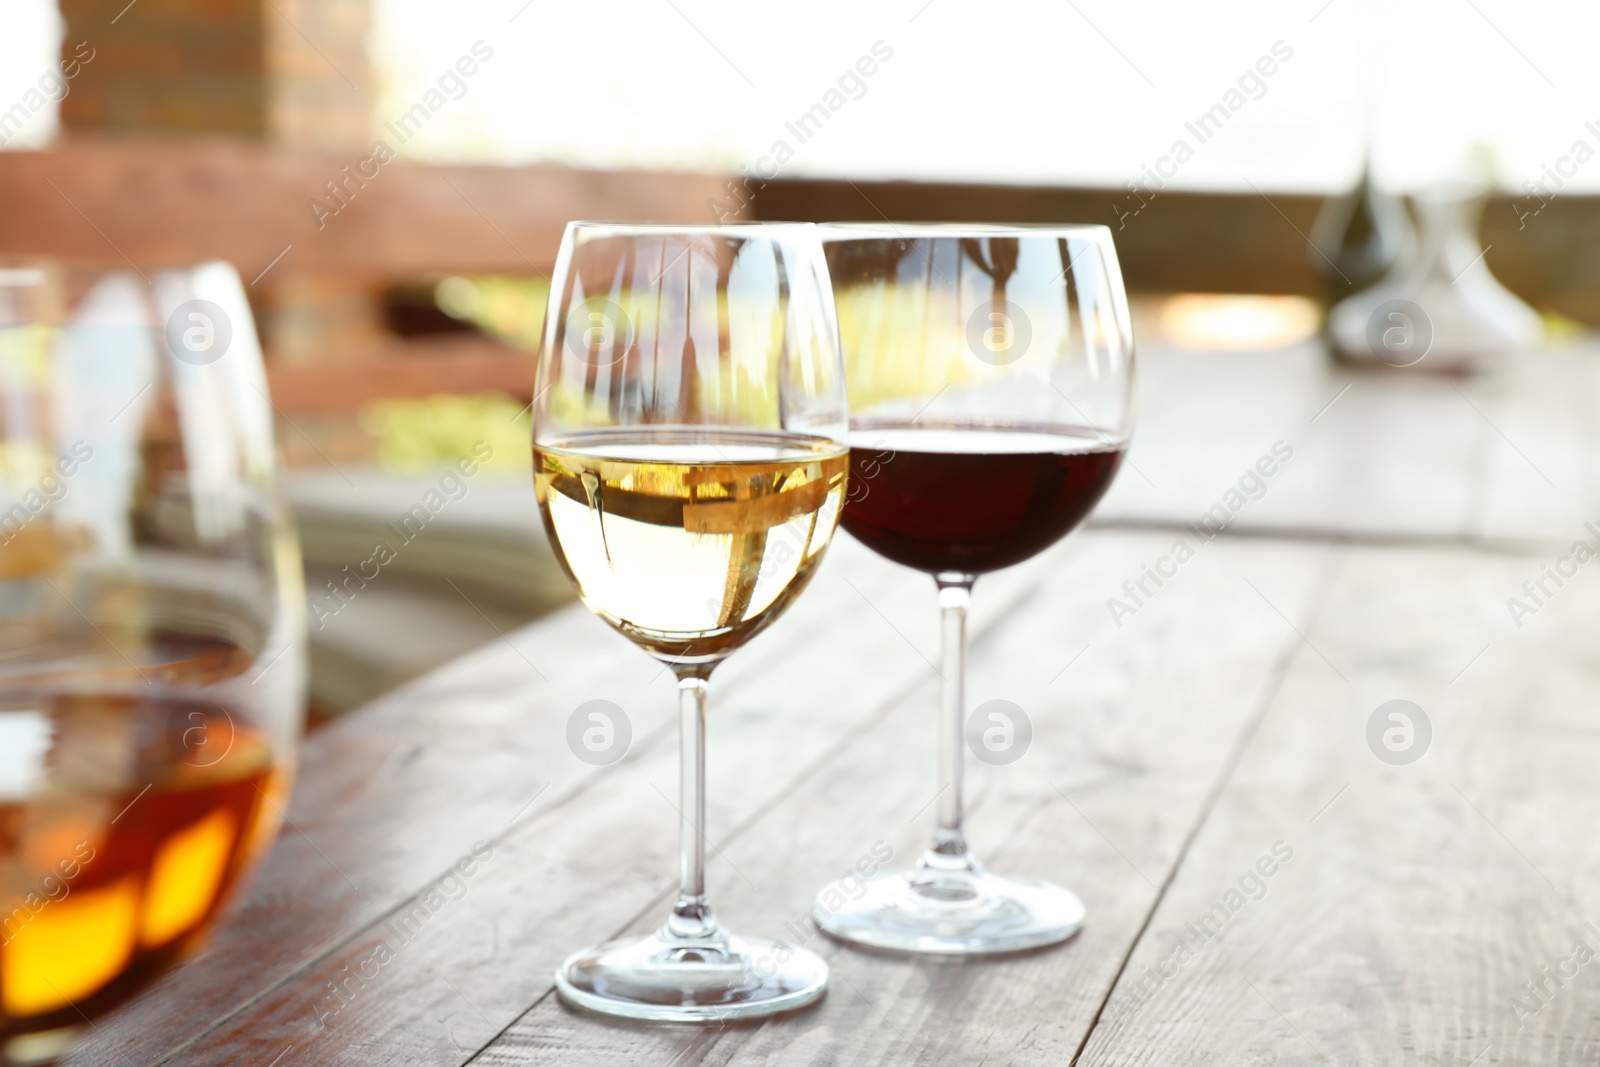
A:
[1327,182,1542,371]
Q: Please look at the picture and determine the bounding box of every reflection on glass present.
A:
[0,263,303,1065]
[814,224,1136,955]
[535,223,846,1021]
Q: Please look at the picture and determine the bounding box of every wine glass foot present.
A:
[5,1025,81,1066]
[555,929,828,1022]
[813,867,1085,955]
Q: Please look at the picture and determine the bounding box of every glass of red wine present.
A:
[812,224,1135,954]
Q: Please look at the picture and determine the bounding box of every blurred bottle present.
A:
[1310,162,1411,305]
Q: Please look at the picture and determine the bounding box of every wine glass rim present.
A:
[565,220,823,238]
[816,222,1113,240]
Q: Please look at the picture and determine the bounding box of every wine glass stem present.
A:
[667,672,721,941]
[931,573,976,865]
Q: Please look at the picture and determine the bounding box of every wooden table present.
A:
[67,342,1600,1066]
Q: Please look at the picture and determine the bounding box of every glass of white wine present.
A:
[534,223,848,1021]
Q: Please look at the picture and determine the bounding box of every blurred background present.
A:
[2,0,1595,717]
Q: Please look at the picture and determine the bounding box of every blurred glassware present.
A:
[1328,183,1543,371]
[1310,161,1411,304]
[0,262,304,1065]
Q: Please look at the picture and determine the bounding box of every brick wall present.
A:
[60,0,269,137]
[59,0,372,150]
[265,0,372,153]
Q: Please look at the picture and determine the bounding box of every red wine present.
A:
[842,422,1123,574]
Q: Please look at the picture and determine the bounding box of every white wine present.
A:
[535,428,848,665]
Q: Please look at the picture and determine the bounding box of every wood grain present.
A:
[57,350,1600,1066]
[61,535,1057,1065]
[0,138,723,275]
[476,536,1328,1066]
[1075,542,1600,1066]
[96,529,1326,1067]
[7,142,1600,324]
[265,335,533,414]
[751,177,1600,325]
[1093,342,1600,549]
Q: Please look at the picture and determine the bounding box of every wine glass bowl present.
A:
[0,262,303,1063]
[536,224,847,673]
[534,223,848,1019]
[827,226,1131,431]
[535,427,846,668]
[815,224,1135,955]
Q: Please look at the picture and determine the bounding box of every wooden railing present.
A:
[0,137,720,274]
[749,177,1600,324]
[2,138,1593,415]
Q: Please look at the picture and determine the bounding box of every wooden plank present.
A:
[751,178,1600,324]
[471,535,1328,1065]
[1092,343,1486,543]
[750,178,1331,298]
[58,354,1600,1064]
[0,137,725,276]
[266,335,533,414]
[60,534,1054,1066]
[1074,540,1600,1066]
[67,529,1324,1066]
[1253,360,1485,542]
[124,538,1079,1064]
[5,141,1600,324]
[134,531,1326,1066]
[1475,351,1600,544]
[1094,344,1600,549]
